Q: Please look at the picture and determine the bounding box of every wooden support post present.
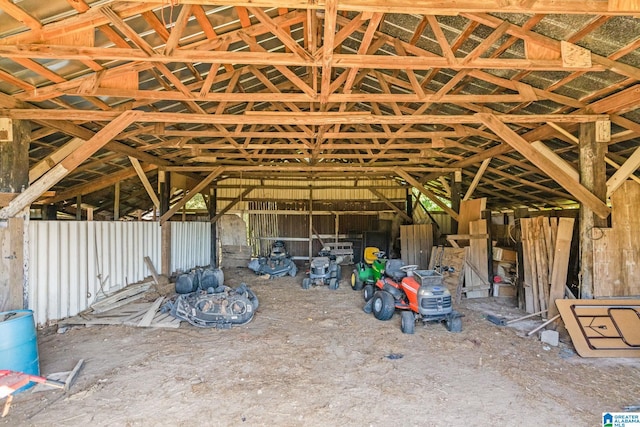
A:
[76,195,82,220]
[158,171,170,217]
[579,122,608,299]
[308,187,313,262]
[209,186,217,268]
[405,188,413,220]
[0,119,29,312]
[450,172,462,233]
[159,170,171,276]
[44,204,57,220]
[161,222,171,277]
[114,181,120,220]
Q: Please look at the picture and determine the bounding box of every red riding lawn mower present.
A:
[363,261,463,334]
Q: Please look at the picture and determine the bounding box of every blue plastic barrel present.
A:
[0,309,40,391]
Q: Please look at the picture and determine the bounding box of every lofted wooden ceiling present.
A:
[0,0,639,219]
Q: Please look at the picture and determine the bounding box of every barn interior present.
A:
[0,0,639,425]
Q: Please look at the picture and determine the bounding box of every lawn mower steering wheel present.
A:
[374,251,386,258]
[399,264,419,275]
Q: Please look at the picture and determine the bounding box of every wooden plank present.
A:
[129,156,160,208]
[521,218,539,313]
[606,145,640,198]
[138,296,165,327]
[548,218,575,318]
[463,158,491,201]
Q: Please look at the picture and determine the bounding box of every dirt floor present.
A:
[3,266,639,427]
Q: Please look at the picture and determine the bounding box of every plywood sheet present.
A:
[593,181,640,297]
[457,198,486,237]
[465,219,489,297]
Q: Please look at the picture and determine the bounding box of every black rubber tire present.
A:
[302,277,311,289]
[336,265,342,281]
[363,284,375,302]
[351,270,363,291]
[401,311,415,334]
[329,278,338,290]
[372,291,395,321]
[447,316,463,333]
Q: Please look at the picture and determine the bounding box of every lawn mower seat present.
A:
[385,259,407,281]
[363,247,380,265]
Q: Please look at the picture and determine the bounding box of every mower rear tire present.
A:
[302,278,311,289]
[372,291,395,321]
[401,311,415,334]
[446,316,463,333]
[351,270,363,291]
[363,284,375,302]
[329,278,338,290]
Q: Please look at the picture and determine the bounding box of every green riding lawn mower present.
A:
[350,247,387,291]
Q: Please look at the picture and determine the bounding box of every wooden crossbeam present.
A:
[0,111,140,218]
[396,169,459,221]
[160,167,224,224]
[477,112,610,219]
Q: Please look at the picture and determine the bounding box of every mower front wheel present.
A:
[401,311,415,334]
[302,278,311,289]
[329,278,338,290]
[350,270,363,291]
[363,284,375,302]
[372,291,395,321]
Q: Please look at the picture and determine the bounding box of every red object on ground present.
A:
[0,370,64,417]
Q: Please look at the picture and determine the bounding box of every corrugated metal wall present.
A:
[171,221,211,273]
[28,220,210,325]
[29,221,161,325]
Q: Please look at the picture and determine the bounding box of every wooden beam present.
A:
[0,111,140,219]
[531,141,579,182]
[369,188,412,223]
[463,158,491,201]
[117,0,640,15]
[129,156,160,208]
[396,169,459,221]
[160,167,224,224]
[1,109,609,125]
[40,165,156,205]
[210,186,254,223]
[606,146,640,198]
[477,113,610,219]
[29,138,85,184]
[320,0,338,105]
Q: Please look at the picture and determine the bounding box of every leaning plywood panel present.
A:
[593,180,640,297]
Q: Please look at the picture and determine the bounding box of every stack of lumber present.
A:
[59,279,181,329]
[520,216,575,317]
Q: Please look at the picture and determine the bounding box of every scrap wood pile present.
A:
[520,216,575,319]
[59,277,181,329]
